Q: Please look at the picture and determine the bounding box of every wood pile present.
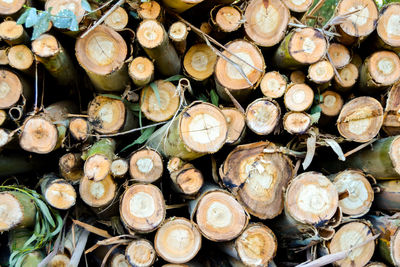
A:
[0,0,400,266]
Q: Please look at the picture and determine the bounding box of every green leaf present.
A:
[35,198,55,227]
[17,8,30,25]
[210,89,219,106]
[81,0,92,11]
[149,82,161,107]
[69,14,79,31]
[25,8,38,28]
[125,102,141,112]
[165,75,185,82]
[52,9,76,29]
[100,94,122,100]
[197,93,208,102]
[129,11,139,19]
[120,126,156,152]
[32,12,51,40]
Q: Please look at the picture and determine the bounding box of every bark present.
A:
[83,138,116,182]
[40,174,76,210]
[0,191,36,231]
[167,157,204,195]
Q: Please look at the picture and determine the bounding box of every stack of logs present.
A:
[0,0,400,266]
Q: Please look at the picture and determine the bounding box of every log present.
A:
[161,0,204,13]
[129,147,163,183]
[7,44,34,75]
[88,95,136,134]
[260,71,287,99]
[120,183,166,233]
[0,0,26,17]
[47,254,71,267]
[245,98,281,135]
[284,83,314,112]
[45,0,86,28]
[290,70,306,84]
[221,107,246,145]
[366,263,388,267]
[126,239,156,267]
[0,68,30,109]
[128,56,154,87]
[76,25,129,92]
[104,6,129,31]
[189,185,249,242]
[330,170,374,217]
[374,180,400,212]
[154,217,201,263]
[69,117,91,142]
[137,19,181,77]
[0,21,28,45]
[212,5,242,33]
[337,96,383,143]
[183,44,217,82]
[328,43,351,69]
[274,172,338,249]
[215,39,265,102]
[40,174,76,210]
[274,28,328,70]
[138,1,164,21]
[367,214,400,266]
[244,0,290,48]
[283,112,312,135]
[167,157,203,195]
[383,82,400,136]
[83,138,116,182]
[220,223,277,267]
[282,0,313,14]
[0,191,36,231]
[79,174,116,208]
[169,21,189,55]
[140,80,180,122]
[110,158,129,179]
[147,102,227,161]
[220,141,294,219]
[307,60,335,88]
[359,50,400,92]
[376,3,400,54]
[333,63,359,92]
[320,90,344,119]
[328,221,375,267]
[32,34,76,86]
[109,253,129,267]
[0,48,9,65]
[59,152,84,183]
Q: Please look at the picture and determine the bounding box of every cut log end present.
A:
[45,0,85,24]
[393,229,400,266]
[180,103,228,154]
[365,263,388,267]
[0,49,9,65]
[284,0,313,12]
[284,83,314,112]
[290,70,306,84]
[335,63,359,90]
[328,222,375,267]
[84,154,112,182]
[333,170,374,217]
[0,0,25,15]
[0,69,22,109]
[88,95,126,134]
[120,184,165,233]
[76,25,127,76]
[377,3,400,48]
[337,0,378,38]
[47,254,70,267]
[138,1,162,20]
[169,162,204,195]
[128,57,154,86]
[0,192,23,231]
[155,217,201,263]
[196,191,248,241]
[129,148,163,183]
[141,80,180,122]
[79,174,116,208]
[111,158,129,178]
[221,108,245,145]
[244,0,289,47]
[337,96,383,143]
[126,239,156,267]
[328,43,351,69]
[69,118,90,142]
[0,21,24,41]
[137,20,165,49]
[215,39,264,90]
[0,128,11,148]
[245,98,280,135]
[236,224,277,266]
[0,110,6,126]
[19,117,58,154]
[44,179,77,210]
[260,71,287,99]
[389,136,400,177]
[110,253,130,267]
[104,6,129,31]
[285,172,338,225]
[283,112,311,135]
[308,60,334,84]
[368,51,400,86]
[215,6,242,32]
[321,90,344,117]
[183,44,217,81]
[290,28,328,65]
[169,22,188,42]
[7,45,33,71]
[31,34,59,58]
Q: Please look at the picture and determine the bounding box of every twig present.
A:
[81,0,114,19]
[80,0,125,39]
[94,121,168,137]
[72,219,112,238]
[172,12,263,73]
[301,0,326,24]
[344,138,377,158]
